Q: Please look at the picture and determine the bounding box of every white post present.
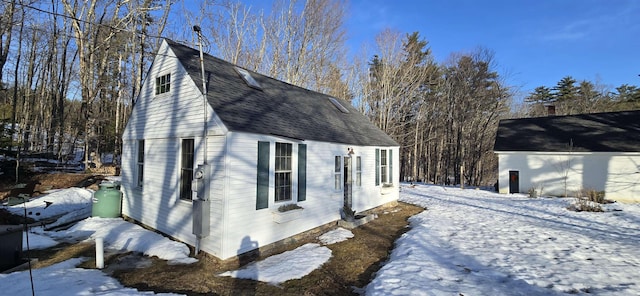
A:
[460,165,465,189]
[95,237,104,269]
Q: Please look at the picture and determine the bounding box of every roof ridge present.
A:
[162,38,398,147]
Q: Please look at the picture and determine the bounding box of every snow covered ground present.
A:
[217,228,354,285]
[6,187,94,228]
[0,258,183,296]
[366,184,640,296]
[219,243,332,284]
[2,183,639,295]
[1,184,197,295]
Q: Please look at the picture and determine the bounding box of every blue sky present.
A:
[345,0,640,96]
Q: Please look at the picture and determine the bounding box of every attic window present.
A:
[234,66,262,90]
[155,73,171,95]
[328,97,349,113]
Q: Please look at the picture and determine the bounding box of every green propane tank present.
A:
[92,181,122,218]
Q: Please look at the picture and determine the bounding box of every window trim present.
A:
[356,156,362,187]
[334,156,342,190]
[275,142,293,202]
[179,139,195,201]
[155,73,171,95]
[380,149,388,184]
[376,149,394,186]
[136,140,144,188]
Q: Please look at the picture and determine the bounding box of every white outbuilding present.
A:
[494,110,640,203]
[120,39,400,259]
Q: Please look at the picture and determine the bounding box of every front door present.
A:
[509,170,519,193]
[343,156,353,215]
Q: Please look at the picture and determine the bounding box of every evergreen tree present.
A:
[614,84,640,102]
[553,76,578,102]
[576,80,603,112]
[525,86,554,104]
[403,32,431,66]
[524,86,554,116]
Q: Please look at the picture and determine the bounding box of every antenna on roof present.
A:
[192,24,210,255]
[193,25,207,165]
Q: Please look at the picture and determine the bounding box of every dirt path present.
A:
[110,202,423,295]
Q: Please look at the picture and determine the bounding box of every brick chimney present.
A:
[546,105,556,116]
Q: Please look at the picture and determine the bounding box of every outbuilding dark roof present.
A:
[494,110,640,152]
[165,39,398,147]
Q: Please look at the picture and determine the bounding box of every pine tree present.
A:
[553,76,578,102]
[525,86,554,104]
[615,84,640,102]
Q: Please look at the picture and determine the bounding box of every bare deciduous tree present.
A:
[0,0,18,84]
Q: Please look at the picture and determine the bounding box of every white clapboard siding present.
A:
[216,133,399,259]
[123,41,225,141]
[122,40,401,260]
[121,41,229,255]
[351,146,396,212]
[498,152,640,202]
[189,135,227,257]
[220,134,343,258]
[122,135,228,257]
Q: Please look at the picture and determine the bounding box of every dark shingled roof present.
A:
[494,110,640,152]
[165,39,398,147]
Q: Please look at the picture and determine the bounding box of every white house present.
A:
[120,39,400,260]
[494,110,640,203]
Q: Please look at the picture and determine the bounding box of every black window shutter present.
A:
[297,144,307,201]
[375,148,380,186]
[256,141,270,210]
[389,149,393,184]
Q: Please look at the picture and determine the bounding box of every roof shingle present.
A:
[494,110,640,152]
[166,39,398,147]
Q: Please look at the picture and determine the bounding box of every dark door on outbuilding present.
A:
[509,170,519,193]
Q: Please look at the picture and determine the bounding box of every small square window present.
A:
[155,73,171,95]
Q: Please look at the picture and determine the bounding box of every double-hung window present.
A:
[155,73,171,95]
[380,149,388,183]
[334,156,342,190]
[356,156,362,186]
[275,142,292,202]
[180,139,195,201]
[137,140,144,188]
[256,142,306,210]
[376,149,393,186]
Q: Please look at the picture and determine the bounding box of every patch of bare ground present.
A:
[109,202,423,296]
[27,242,96,269]
[0,172,105,225]
[0,172,105,201]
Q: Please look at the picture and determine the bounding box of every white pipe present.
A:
[96,237,104,269]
